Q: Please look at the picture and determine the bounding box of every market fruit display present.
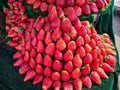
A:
[3,0,117,90]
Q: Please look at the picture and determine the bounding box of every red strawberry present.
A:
[47,0,55,4]
[81,64,90,75]
[35,64,43,74]
[13,57,24,67]
[33,0,41,9]
[45,32,52,45]
[56,6,64,18]
[81,76,92,88]
[40,2,48,12]
[81,21,90,27]
[85,0,91,3]
[64,7,77,22]
[82,4,91,15]
[67,41,76,51]
[30,48,37,58]
[53,60,62,71]
[45,43,55,56]
[31,36,37,47]
[64,50,73,62]
[52,72,61,81]
[90,59,99,70]
[96,0,105,9]
[19,63,30,74]
[53,81,61,90]
[71,68,81,79]
[84,34,90,44]
[42,77,53,90]
[98,55,103,65]
[73,18,81,31]
[97,67,108,79]
[90,3,98,13]
[83,53,93,64]
[61,17,72,32]
[9,41,18,47]
[63,33,71,43]
[70,27,77,38]
[37,29,45,41]
[74,6,82,16]
[90,71,101,84]
[61,70,70,81]
[24,70,36,81]
[73,79,82,90]
[95,46,101,56]
[54,50,63,60]
[29,58,36,68]
[77,25,87,36]
[13,51,22,59]
[66,0,75,6]
[91,27,97,34]
[43,67,52,77]
[44,17,51,32]
[35,18,44,31]
[56,0,65,7]
[97,41,104,48]
[101,63,114,72]
[105,55,117,67]
[76,47,86,58]
[84,44,92,54]
[33,75,43,85]
[24,51,30,62]
[76,0,85,6]
[73,54,82,68]
[105,48,116,56]
[56,38,66,51]
[64,61,74,72]
[101,48,106,57]
[43,55,52,67]
[25,40,32,51]
[37,40,45,53]
[92,33,101,42]
[76,36,84,47]
[52,28,61,40]
[36,53,43,64]
[103,43,115,50]
[90,50,97,60]
[63,82,73,90]
[51,18,60,29]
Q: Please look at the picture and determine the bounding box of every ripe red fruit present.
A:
[29,58,36,68]
[63,33,71,43]
[45,32,52,45]
[24,70,36,81]
[76,47,86,58]
[43,55,52,67]
[13,57,24,67]
[33,0,41,9]
[52,28,61,40]
[64,50,73,62]
[74,6,82,16]
[76,36,84,47]
[45,43,55,56]
[61,70,70,81]
[36,53,43,64]
[101,63,114,72]
[81,21,90,27]
[33,75,43,85]
[84,44,92,54]
[53,60,62,71]
[56,0,65,7]
[51,72,61,81]
[31,36,37,47]
[81,64,90,75]
[51,18,61,29]
[37,29,45,41]
[54,50,63,60]
[53,81,61,90]
[83,53,93,64]
[42,77,53,90]
[35,64,43,74]
[25,40,32,51]
[89,39,96,49]
[70,27,77,38]
[73,54,82,68]
[47,0,55,4]
[19,63,30,74]
[90,59,99,70]
[43,67,52,77]
[26,0,35,4]
[90,3,98,13]
[73,18,81,31]
[56,38,66,51]
[63,82,73,90]
[76,0,85,6]
[81,76,92,88]
[90,71,101,84]
[67,41,76,51]
[13,51,22,59]
[24,51,30,62]
[71,68,81,79]
[90,50,97,60]
[84,34,90,44]
[30,48,37,58]
[36,40,45,53]
[96,0,105,9]
[97,67,108,79]
[77,25,87,36]
[105,48,116,56]
[82,4,91,15]
[66,0,75,6]
[56,6,64,18]
[64,61,74,72]
[73,79,82,90]
[40,2,48,12]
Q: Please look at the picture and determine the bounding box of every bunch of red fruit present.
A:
[4,0,117,90]
[26,0,111,15]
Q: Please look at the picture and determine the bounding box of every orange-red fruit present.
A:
[61,70,70,81]
[43,67,52,77]
[64,50,73,62]
[24,70,36,81]
[97,67,108,79]
[91,71,101,84]
[101,63,114,72]
[71,68,81,79]
[53,81,61,90]
[64,61,74,72]
[76,36,84,47]
[53,60,62,71]
[73,54,82,68]
[76,47,86,58]
[33,75,43,85]
[43,55,52,67]
[52,72,61,81]
[45,43,55,56]
[67,41,76,51]
[73,79,82,90]
[35,64,43,74]
[63,82,73,90]
[81,64,90,75]
[81,76,92,88]
[56,38,66,51]
[83,53,93,64]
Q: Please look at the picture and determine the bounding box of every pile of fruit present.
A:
[4,0,116,90]
[26,0,111,16]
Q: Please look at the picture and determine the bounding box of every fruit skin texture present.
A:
[81,76,92,88]
[101,63,114,72]
[24,70,36,81]
[71,68,81,79]
[61,70,70,81]
[91,71,101,84]
[97,67,108,79]
[73,79,82,90]
[56,38,66,51]
[63,82,73,90]
[73,54,82,68]
[64,61,74,73]
[53,80,61,90]
[64,50,73,62]
[82,4,91,15]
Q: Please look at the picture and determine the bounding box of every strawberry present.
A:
[25,40,32,51]
[105,48,116,56]
[26,0,36,4]
[63,82,73,90]
[35,18,45,31]
[77,25,87,36]
[92,33,101,42]
[54,50,63,60]
[73,79,82,90]
[90,59,99,70]
[51,18,60,29]
[9,41,18,47]
[64,50,73,62]
[90,3,98,13]
[45,43,55,56]
[36,53,43,64]
[84,43,92,54]
[84,34,90,44]
[97,41,104,48]
[47,0,55,4]
[71,68,81,79]
[76,0,85,6]
[43,55,52,67]
[70,27,77,38]
[81,64,90,75]
[66,0,75,6]
[43,67,52,77]
[76,47,86,58]
[37,40,45,53]
[90,50,97,60]
[24,51,30,62]
[103,43,115,50]
[97,67,108,79]
[73,18,81,31]
[35,64,43,74]
[73,54,82,68]
[45,32,52,45]
[44,17,51,32]
[51,72,61,81]
[105,55,117,67]
[33,75,43,85]
[19,63,30,74]
[37,29,45,41]
[29,58,36,68]
[13,57,24,67]
[13,51,22,59]
[56,38,66,51]
[31,36,37,47]
[61,17,72,32]
[81,76,92,88]
[67,41,76,51]
[82,4,91,15]
[53,60,62,71]
[56,0,65,7]
[85,0,91,3]
[40,2,48,12]
[101,48,106,57]
[83,53,93,64]
[96,0,105,9]
[56,6,64,18]
[64,61,74,72]
[81,21,90,27]
[61,70,70,81]
[90,71,101,84]
[64,7,77,22]
[30,48,37,58]
[63,33,71,43]
[95,46,101,56]
[101,63,114,72]
[76,36,84,47]
[52,28,61,40]
[24,70,36,81]
[33,0,41,9]
[53,81,61,90]
[42,77,53,90]
[74,6,82,16]
[98,55,103,65]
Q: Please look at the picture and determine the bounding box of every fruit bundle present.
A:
[4,0,117,90]
[26,0,111,16]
